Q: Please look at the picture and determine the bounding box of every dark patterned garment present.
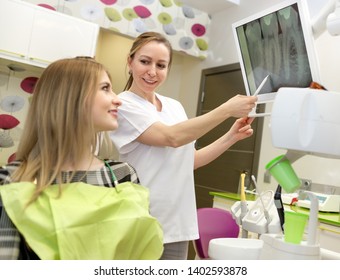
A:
[0,159,139,259]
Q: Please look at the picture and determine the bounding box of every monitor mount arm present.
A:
[312,0,340,37]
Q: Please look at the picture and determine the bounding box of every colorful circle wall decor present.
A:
[0,114,20,130]
[34,0,210,59]
[20,76,39,94]
[0,129,14,148]
[7,153,16,163]
[0,96,25,113]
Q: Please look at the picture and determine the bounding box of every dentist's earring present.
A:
[128,69,132,75]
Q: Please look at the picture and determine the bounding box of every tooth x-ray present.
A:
[233,1,319,96]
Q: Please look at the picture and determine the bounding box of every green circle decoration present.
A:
[122,8,138,21]
[159,0,172,7]
[104,7,122,22]
[196,38,208,51]
[157,12,172,25]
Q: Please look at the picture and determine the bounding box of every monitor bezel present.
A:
[232,0,321,98]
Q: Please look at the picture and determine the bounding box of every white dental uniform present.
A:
[110,91,198,243]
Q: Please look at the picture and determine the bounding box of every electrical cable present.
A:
[251,176,272,228]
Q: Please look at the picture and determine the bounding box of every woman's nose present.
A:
[147,64,156,76]
[112,93,122,106]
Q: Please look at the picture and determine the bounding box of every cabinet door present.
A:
[29,8,99,64]
[0,0,34,59]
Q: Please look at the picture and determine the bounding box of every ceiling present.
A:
[181,0,239,15]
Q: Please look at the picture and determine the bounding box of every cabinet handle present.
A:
[319,225,340,235]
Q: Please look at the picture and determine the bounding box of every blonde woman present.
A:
[0,57,162,260]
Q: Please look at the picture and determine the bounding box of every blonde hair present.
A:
[12,57,113,201]
[124,32,173,91]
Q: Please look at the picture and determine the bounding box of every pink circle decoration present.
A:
[100,0,117,4]
[38,4,56,10]
[191,23,206,37]
[0,114,20,130]
[20,77,39,94]
[134,6,151,18]
[8,153,16,163]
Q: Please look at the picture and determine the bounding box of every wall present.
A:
[0,62,42,165]
[200,0,340,191]
[95,30,133,94]
[23,0,211,59]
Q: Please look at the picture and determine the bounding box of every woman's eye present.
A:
[140,59,149,65]
[158,64,167,69]
[102,85,110,92]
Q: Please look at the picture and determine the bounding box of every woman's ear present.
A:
[127,56,132,66]
[127,58,132,75]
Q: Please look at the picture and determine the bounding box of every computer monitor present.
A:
[232,0,321,102]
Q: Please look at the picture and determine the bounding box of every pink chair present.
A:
[193,207,240,259]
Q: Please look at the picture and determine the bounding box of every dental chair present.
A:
[193,207,240,259]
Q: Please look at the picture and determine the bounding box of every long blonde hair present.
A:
[124,32,173,91]
[12,57,113,201]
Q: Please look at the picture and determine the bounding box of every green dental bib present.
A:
[0,182,163,260]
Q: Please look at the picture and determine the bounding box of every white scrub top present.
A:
[110,91,199,243]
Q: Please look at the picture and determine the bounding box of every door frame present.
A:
[195,62,264,181]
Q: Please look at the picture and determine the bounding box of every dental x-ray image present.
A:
[234,2,315,96]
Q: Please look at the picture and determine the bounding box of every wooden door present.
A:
[194,63,264,208]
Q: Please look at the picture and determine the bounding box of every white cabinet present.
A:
[0,0,99,68]
[0,0,34,60]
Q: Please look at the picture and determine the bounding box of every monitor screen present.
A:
[232,0,320,101]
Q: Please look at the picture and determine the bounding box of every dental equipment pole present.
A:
[240,172,248,238]
[305,192,319,246]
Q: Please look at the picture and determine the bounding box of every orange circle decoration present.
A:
[20,77,39,94]
[0,114,20,129]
